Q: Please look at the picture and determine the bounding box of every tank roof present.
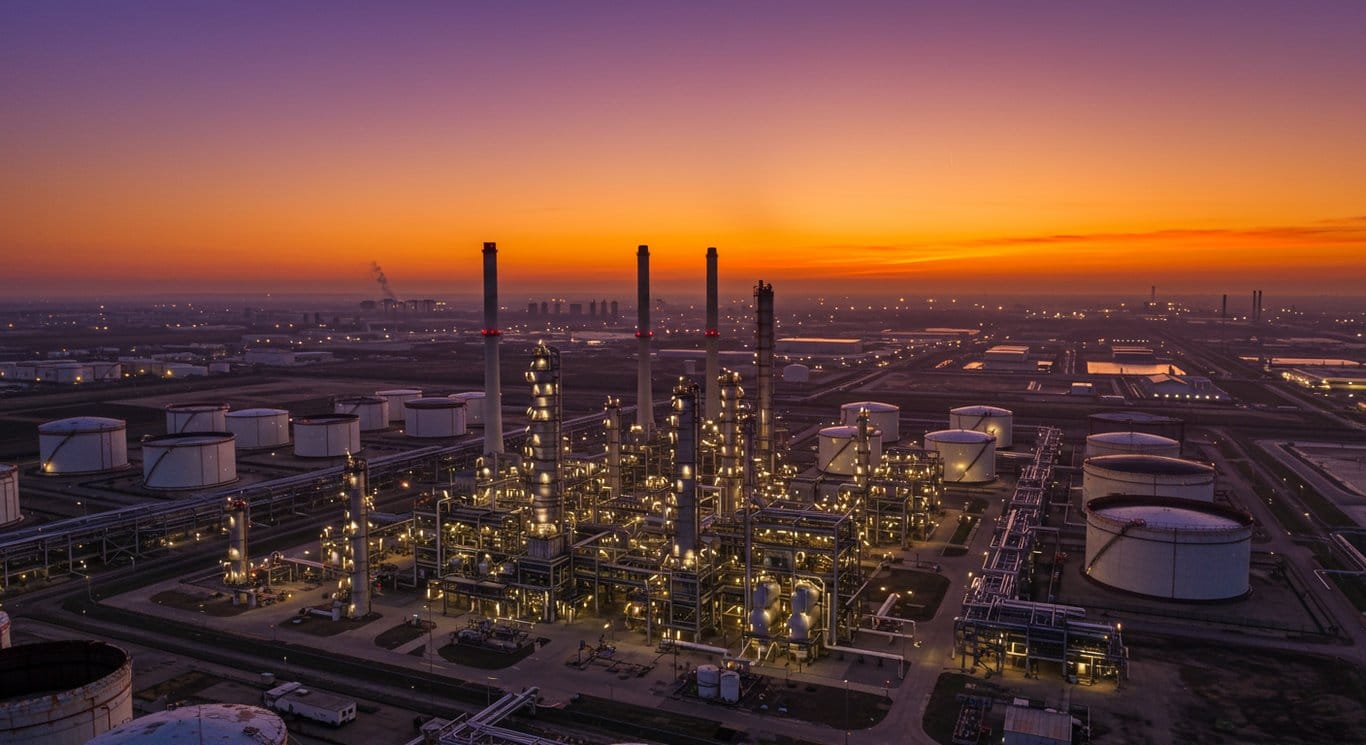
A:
[1089,496,1252,529]
[1088,431,1180,446]
[449,391,485,400]
[926,428,996,443]
[166,402,229,411]
[406,397,463,409]
[950,405,1012,416]
[1090,411,1183,424]
[335,395,385,404]
[840,401,898,412]
[0,464,15,475]
[820,424,882,438]
[142,432,235,446]
[226,408,289,417]
[295,414,359,424]
[38,416,126,433]
[1086,454,1212,475]
[376,388,423,395]
[86,704,287,745]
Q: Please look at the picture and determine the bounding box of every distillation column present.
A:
[224,499,249,585]
[704,247,721,420]
[717,370,745,516]
[854,409,871,493]
[754,280,775,476]
[341,457,370,619]
[482,242,505,455]
[636,245,654,435]
[672,381,700,559]
[526,343,563,538]
[604,396,622,502]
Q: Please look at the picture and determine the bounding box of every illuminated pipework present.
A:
[671,380,700,559]
[704,247,720,420]
[482,242,505,455]
[717,369,745,515]
[341,457,371,619]
[754,280,775,475]
[525,342,563,536]
[604,396,622,501]
[224,499,250,586]
[636,245,654,435]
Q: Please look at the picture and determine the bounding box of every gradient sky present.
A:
[3,2,1365,299]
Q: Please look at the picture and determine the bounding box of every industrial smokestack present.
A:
[636,245,654,435]
[705,247,720,420]
[1221,294,1228,320]
[527,343,562,537]
[672,380,700,558]
[754,280,775,476]
[1252,290,1258,322]
[482,243,505,455]
[342,457,371,619]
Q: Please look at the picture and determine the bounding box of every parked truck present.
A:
[262,681,357,726]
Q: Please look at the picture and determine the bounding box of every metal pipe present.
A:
[526,343,562,535]
[754,280,775,475]
[672,380,700,557]
[705,247,720,420]
[636,245,654,435]
[482,242,505,455]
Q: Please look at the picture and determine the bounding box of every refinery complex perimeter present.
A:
[2,247,1365,745]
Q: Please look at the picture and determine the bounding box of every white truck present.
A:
[262,681,357,726]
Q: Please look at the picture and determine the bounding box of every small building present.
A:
[1004,704,1072,745]
[1140,374,1229,401]
[775,337,863,356]
[983,345,1034,371]
[262,682,356,726]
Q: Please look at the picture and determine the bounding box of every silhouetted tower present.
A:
[482,242,504,455]
[704,247,721,420]
[636,246,654,435]
[754,280,775,476]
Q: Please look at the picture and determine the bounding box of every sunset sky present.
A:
[3,2,1365,299]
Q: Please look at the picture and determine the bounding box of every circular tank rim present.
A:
[38,416,127,434]
[949,405,1013,416]
[294,414,360,425]
[0,640,131,708]
[164,402,230,412]
[335,395,385,405]
[0,464,15,476]
[1086,494,1253,527]
[1086,431,1181,446]
[375,388,423,395]
[226,408,290,418]
[1085,454,1213,476]
[406,397,465,409]
[449,391,485,400]
[819,425,883,438]
[1089,411,1183,424]
[925,428,996,444]
[839,401,899,413]
[85,704,286,745]
[141,432,236,447]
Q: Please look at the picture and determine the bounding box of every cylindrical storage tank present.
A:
[1084,496,1252,600]
[790,582,821,614]
[38,417,128,475]
[948,405,1014,449]
[719,671,741,704]
[376,388,423,422]
[783,363,810,383]
[404,398,467,438]
[751,579,782,610]
[39,362,92,385]
[696,665,720,700]
[89,362,122,382]
[817,425,884,476]
[334,395,390,431]
[293,414,361,458]
[748,608,771,637]
[0,611,10,648]
[449,392,486,426]
[86,704,287,745]
[0,464,19,528]
[925,429,996,483]
[1086,431,1182,459]
[786,612,811,641]
[1088,411,1185,442]
[225,408,290,449]
[0,641,133,744]
[141,433,237,490]
[840,401,901,442]
[1082,455,1215,506]
[165,402,229,434]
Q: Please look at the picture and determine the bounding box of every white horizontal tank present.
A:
[1085,431,1181,459]
[948,405,1014,449]
[0,464,18,528]
[0,640,134,745]
[924,429,996,483]
[165,402,229,434]
[39,417,128,475]
[1085,495,1251,600]
[293,415,361,458]
[141,433,237,490]
[334,396,390,431]
[405,398,467,438]
[449,392,486,426]
[225,408,290,449]
[783,363,810,383]
[376,389,422,422]
[840,401,900,442]
[817,425,883,476]
[1082,454,1214,506]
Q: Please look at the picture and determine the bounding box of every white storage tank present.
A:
[38,417,128,475]
[840,401,901,442]
[38,361,91,385]
[696,665,720,700]
[1082,454,1215,506]
[783,363,811,383]
[405,397,467,438]
[752,579,782,610]
[449,392,487,426]
[334,396,390,432]
[925,429,996,483]
[141,433,237,490]
[0,611,9,648]
[790,582,821,614]
[748,607,772,638]
[89,362,122,382]
[818,425,883,476]
[293,414,361,458]
[165,402,229,434]
[948,405,1014,449]
[786,612,812,641]
[1085,495,1252,600]
[225,408,291,449]
[0,464,18,528]
[0,641,133,745]
[376,388,423,422]
[719,670,742,704]
[86,704,287,745]
[1086,431,1181,459]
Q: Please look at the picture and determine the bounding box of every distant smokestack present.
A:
[482,243,504,455]
[705,247,720,420]
[527,343,562,536]
[1257,290,1264,322]
[342,458,370,619]
[1252,290,1258,322]
[672,380,700,557]
[636,245,654,434]
[754,280,775,475]
[1221,294,1228,320]
[1150,285,1156,302]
